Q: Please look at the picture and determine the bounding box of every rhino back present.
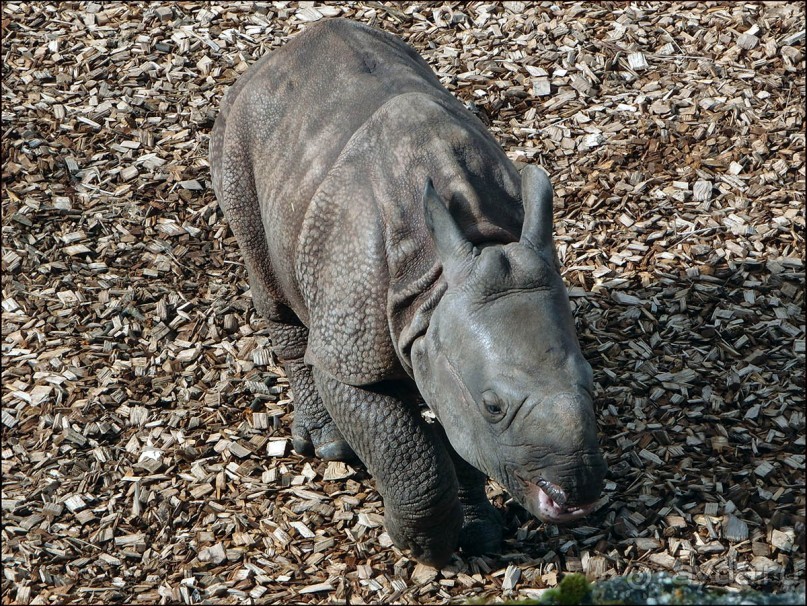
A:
[215,20,470,314]
[214,19,523,384]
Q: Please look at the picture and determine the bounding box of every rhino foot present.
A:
[384,501,463,568]
[284,358,357,462]
[458,501,503,556]
[292,432,356,462]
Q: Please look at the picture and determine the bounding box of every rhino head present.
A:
[411,166,607,524]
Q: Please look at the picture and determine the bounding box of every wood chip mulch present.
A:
[2,2,804,604]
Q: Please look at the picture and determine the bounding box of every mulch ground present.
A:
[2,2,804,604]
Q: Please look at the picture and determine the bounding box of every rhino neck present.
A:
[390,261,446,377]
[352,93,522,377]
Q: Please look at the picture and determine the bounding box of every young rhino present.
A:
[210,19,607,566]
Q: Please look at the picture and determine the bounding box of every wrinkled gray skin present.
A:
[210,19,607,567]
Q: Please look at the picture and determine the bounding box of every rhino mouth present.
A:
[515,472,598,524]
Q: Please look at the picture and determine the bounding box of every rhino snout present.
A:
[513,450,606,524]
[539,450,607,507]
[508,390,606,522]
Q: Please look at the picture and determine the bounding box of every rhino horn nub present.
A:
[423,178,473,282]
[520,165,554,250]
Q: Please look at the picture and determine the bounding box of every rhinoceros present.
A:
[210,18,606,566]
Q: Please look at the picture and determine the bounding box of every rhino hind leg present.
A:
[311,369,463,567]
[214,116,353,462]
[265,321,355,462]
[215,121,289,323]
[284,357,356,462]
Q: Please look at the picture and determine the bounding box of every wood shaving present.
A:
[2,2,804,604]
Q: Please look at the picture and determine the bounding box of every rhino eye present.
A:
[482,392,505,419]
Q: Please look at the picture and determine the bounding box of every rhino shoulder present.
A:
[296,154,407,387]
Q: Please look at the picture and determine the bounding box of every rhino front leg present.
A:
[443,434,503,556]
[311,369,463,567]
[267,322,355,462]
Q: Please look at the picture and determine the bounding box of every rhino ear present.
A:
[520,165,554,251]
[423,178,474,281]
